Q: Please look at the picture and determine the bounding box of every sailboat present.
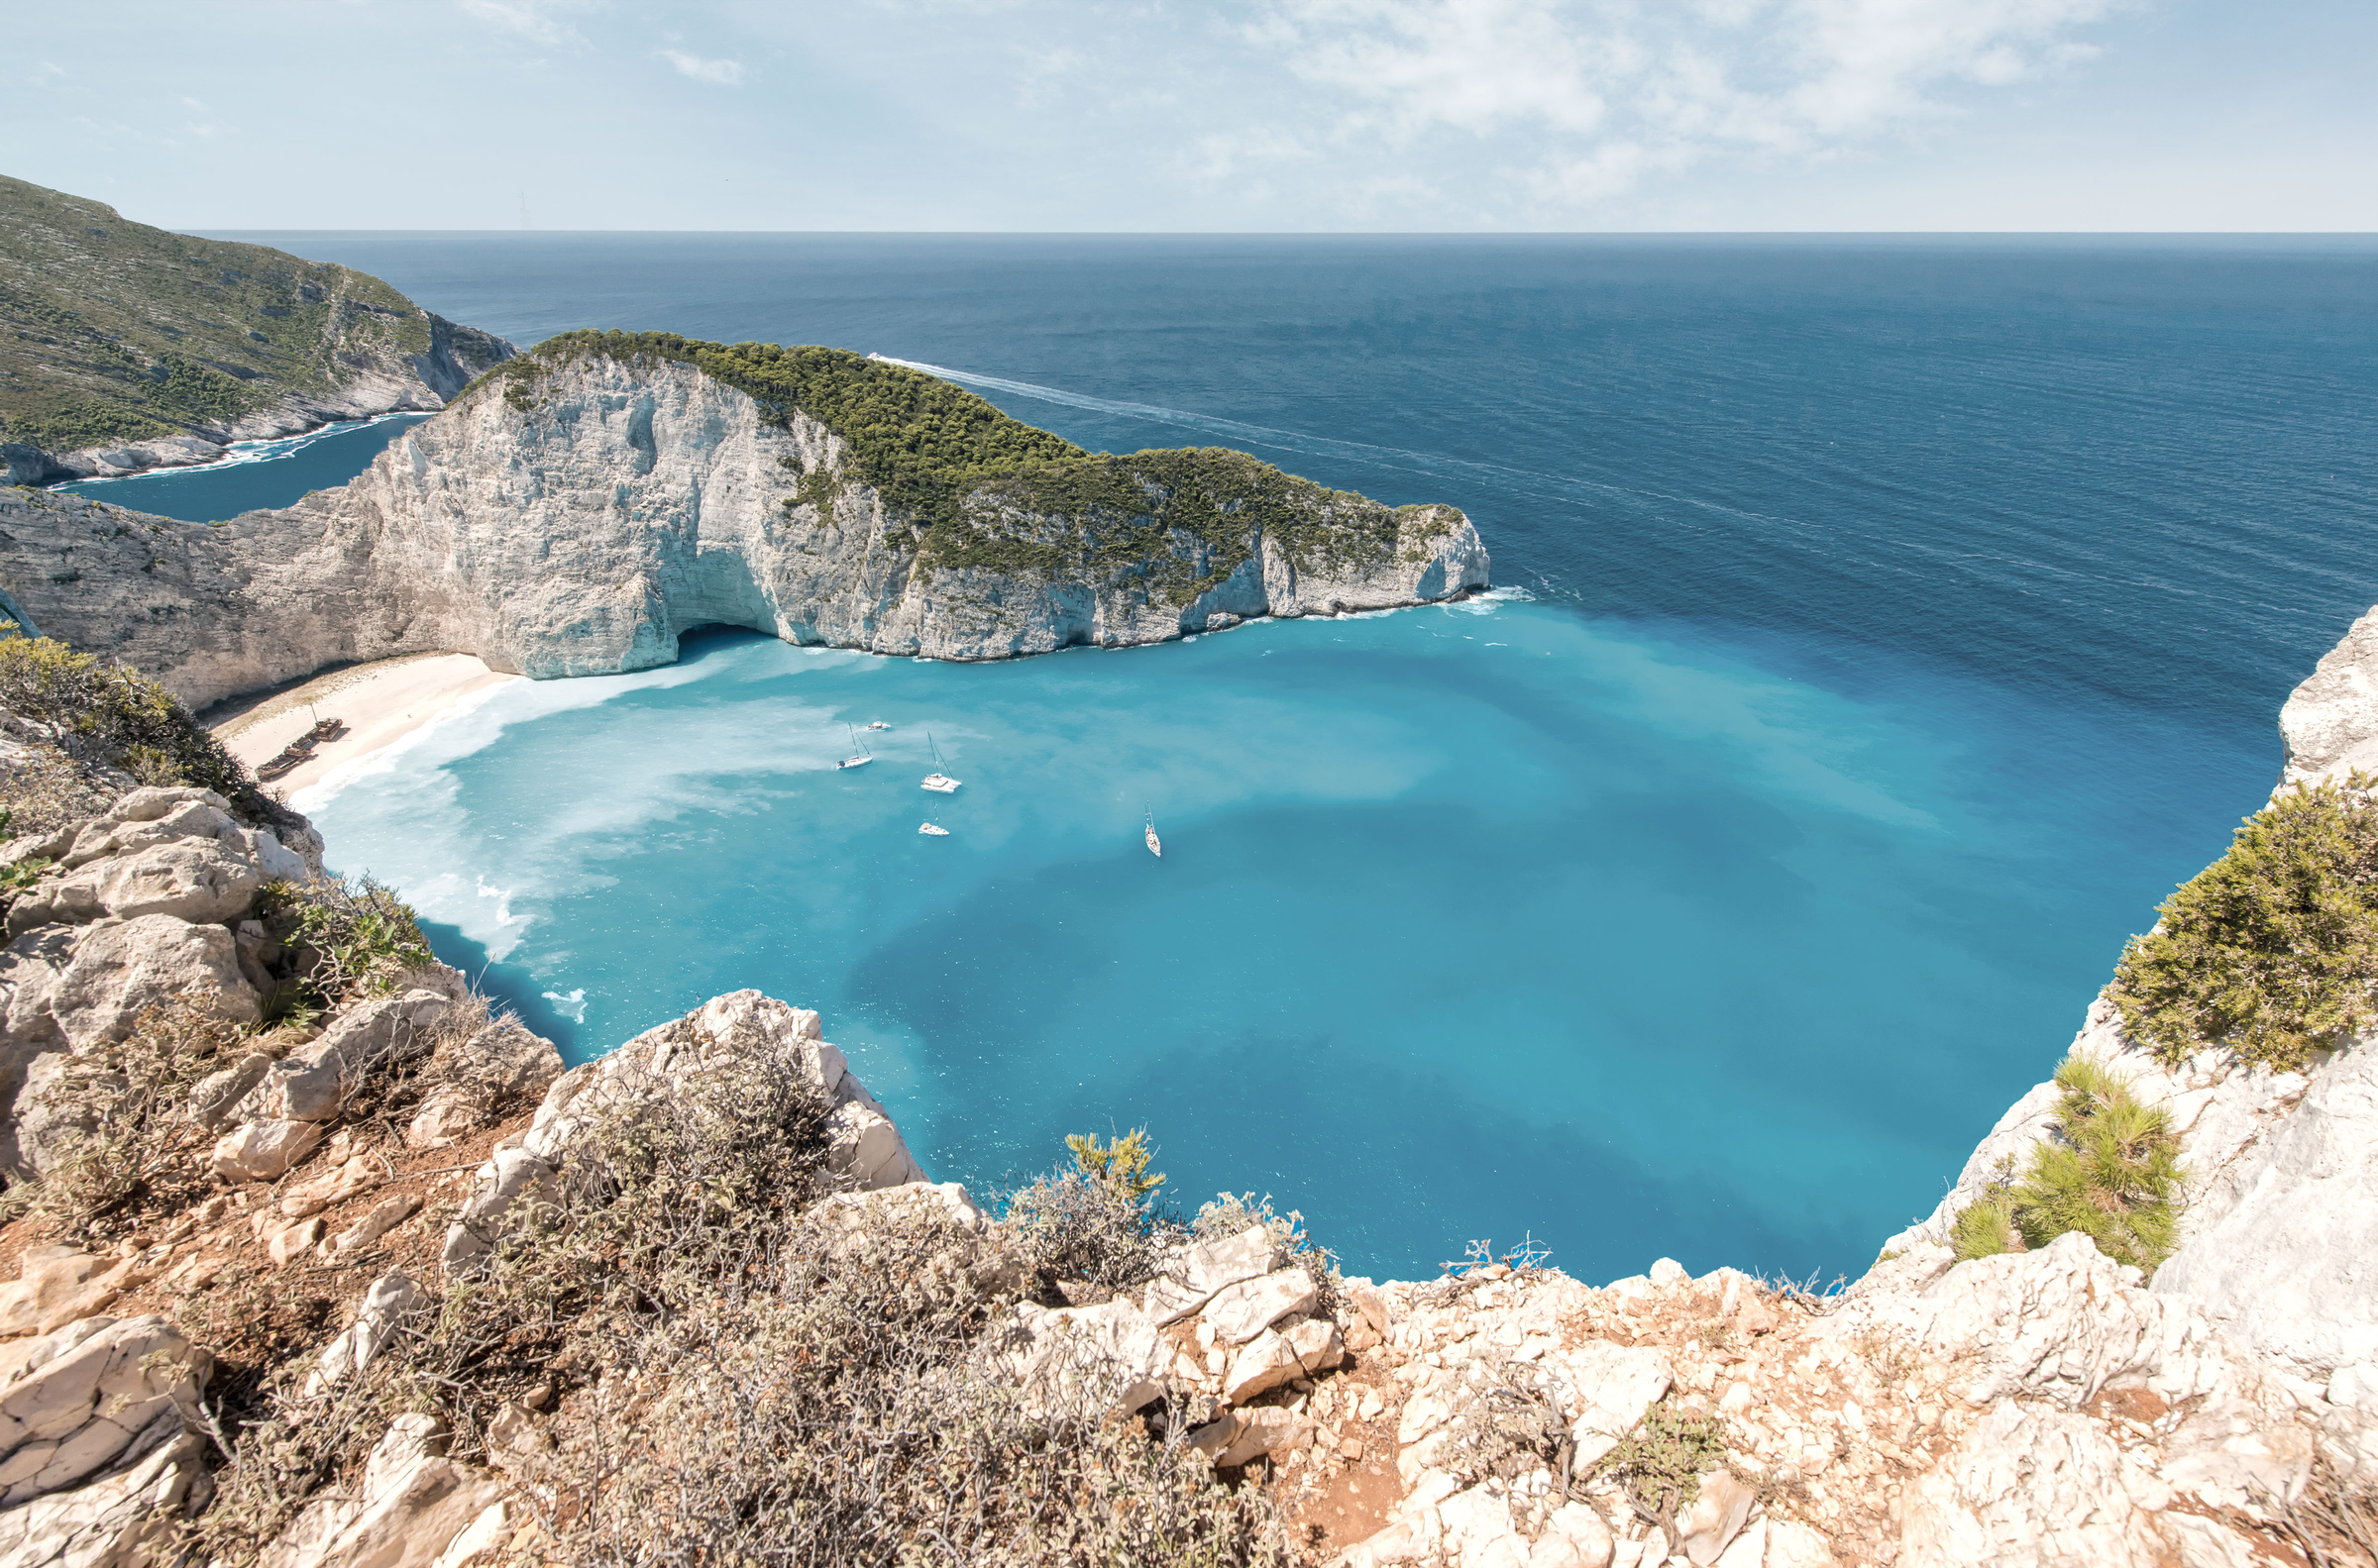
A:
[1144,805,1162,859]
[920,730,961,793]
[918,822,950,836]
[835,723,873,770]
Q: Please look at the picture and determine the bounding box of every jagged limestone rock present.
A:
[0,1413,209,1568]
[1141,1222,1277,1324]
[2153,1034,2378,1381]
[1201,1265,1318,1346]
[0,1315,208,1508]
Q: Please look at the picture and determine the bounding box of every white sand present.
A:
[210,653,519,795]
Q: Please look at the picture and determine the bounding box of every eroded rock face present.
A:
[2280,602,2378,785]
[2154,1034,2378,1381]
[0,356,1490,709]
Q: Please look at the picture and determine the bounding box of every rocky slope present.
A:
[0,174,516,485]
[0,336,1489,709]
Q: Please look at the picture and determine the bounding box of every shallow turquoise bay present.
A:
[304,595,2163,1281]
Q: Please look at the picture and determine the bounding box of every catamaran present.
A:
[918,822,949,836]
[835,723,873,770]
[1144,806,1162,859]
[920,730,961,793]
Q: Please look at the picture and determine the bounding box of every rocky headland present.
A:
[0,336,2371,1565]
[0,176,516,486]
[0,332,1489,707]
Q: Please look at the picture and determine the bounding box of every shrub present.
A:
[0,624,289,828]
[1949,1056,2183,1273]
[256,873,437,1006]
[1002,1131,1184,1301]
[192,1037,1289,1567]
[1948,1184,2016,1262]
[2110,773,2378,1071]
[1592,1403,1731,1533]
[1067,1125,1165,1201]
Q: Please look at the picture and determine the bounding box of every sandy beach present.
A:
[208,652,519,795]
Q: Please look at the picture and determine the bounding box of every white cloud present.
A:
[1242,0,2124,206]
[456,0,590,47]
[662,48,747,85]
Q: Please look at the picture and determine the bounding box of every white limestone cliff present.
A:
[0,353,1489,710]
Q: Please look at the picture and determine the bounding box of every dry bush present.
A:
[8,997,273,1242]
[1436,1351,1573,1496]
[0,738,118,844]
[1002,1163,1186,1304]
[191,1028,1291,1566]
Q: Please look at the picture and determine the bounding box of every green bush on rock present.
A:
[2109,772,2378,1072]
[1951,1056,2183,1273]
[0,622,288,830]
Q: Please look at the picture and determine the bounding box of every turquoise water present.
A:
[56,413,430,521]
[154,234,2378,1281]
[303,598,2212,1281]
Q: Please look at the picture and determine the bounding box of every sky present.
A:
[6,0,2373,232]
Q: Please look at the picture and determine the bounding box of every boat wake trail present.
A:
[869,354,1432,473]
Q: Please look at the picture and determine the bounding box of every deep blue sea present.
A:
[139,235,2378,1282]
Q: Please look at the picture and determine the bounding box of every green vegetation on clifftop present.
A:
[2110,772,2378,1072]
[1952,1056,2183,1273]
[480,329,1465,596]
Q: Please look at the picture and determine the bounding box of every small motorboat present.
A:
[867,720,891,731]
[920,729,961,793]
[918,822,949,836]
[1144,805,1162,859]
[836,723,873,770]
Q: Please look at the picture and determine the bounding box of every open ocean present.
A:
[78,234,2378,1282]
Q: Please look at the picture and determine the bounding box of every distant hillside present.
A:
[0,174,515,482]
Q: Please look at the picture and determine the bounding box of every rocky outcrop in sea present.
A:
[0,344,1489,709]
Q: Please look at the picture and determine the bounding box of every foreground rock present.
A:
[442,989,924,1272]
